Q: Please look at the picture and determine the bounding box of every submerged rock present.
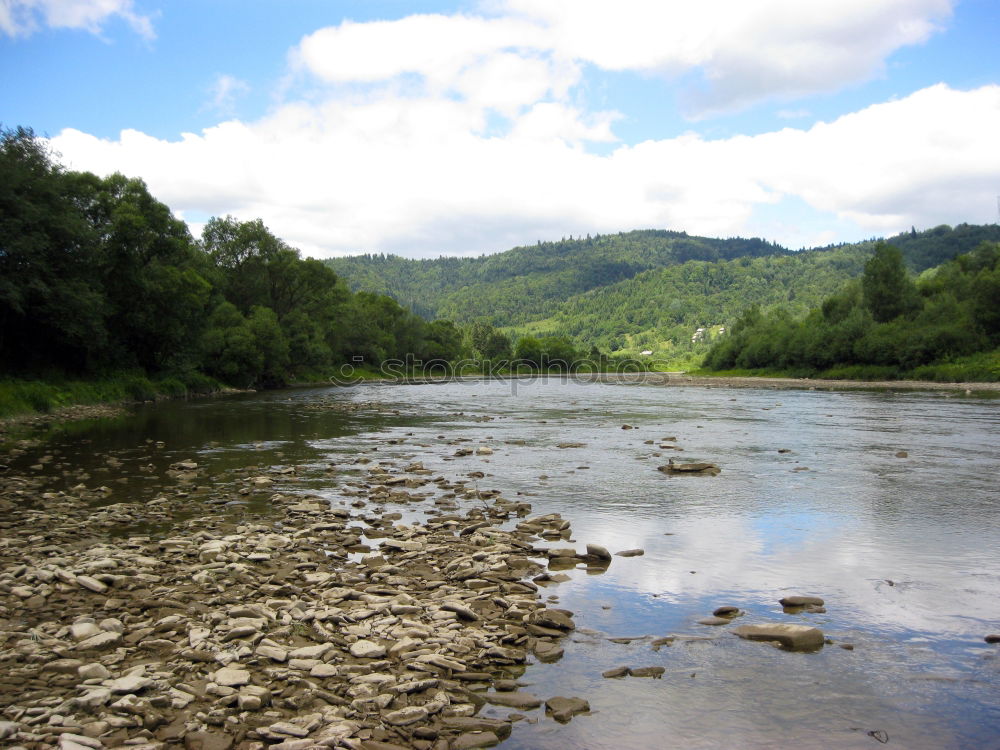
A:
[733,623,825,651]
[545,696,590,722]
[629,666,665,678]
[602,666,631,678]
[658,459,720,475]
[779,595,825,607]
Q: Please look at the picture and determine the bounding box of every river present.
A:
[10,376,1000,748]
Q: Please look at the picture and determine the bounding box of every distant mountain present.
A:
[326,230,788,323]
[326,224,1000,352]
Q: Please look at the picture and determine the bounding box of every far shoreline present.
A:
[625,372,1000,393]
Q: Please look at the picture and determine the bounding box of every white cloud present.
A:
[206,74,250,115]
[290,2,953,117]
[498,0,953,115]
[0,0,154,39]
[49,83,1000,259]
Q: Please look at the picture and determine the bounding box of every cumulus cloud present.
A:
[498,0,953,116]
[49,83,1000,258]
[291,2,953,117]
[0,0,154,39]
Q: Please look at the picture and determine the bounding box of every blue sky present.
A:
[2,0,999,258]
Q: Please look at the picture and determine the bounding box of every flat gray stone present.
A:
[733,623,825,651]
[109,674,152,694]
[484,691,541,709]
[545,696,590,722]
[382,706,428,726]
[779,595,825,607]
[214,667,251,687]
[350,640,386,659]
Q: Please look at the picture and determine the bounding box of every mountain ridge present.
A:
[326,223,1000,353]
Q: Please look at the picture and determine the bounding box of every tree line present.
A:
[703,241,1000,380]
[0,127,465,389]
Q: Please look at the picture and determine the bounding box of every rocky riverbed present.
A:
[0,443,604,750]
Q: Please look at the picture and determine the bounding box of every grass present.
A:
[695,349,1000,383]
[0,371,228,419]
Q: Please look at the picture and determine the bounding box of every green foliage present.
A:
[469,322,513,360]
[703,241,1000,380]
[862,242,919,322]
[0,128,470,403]
[327,224,1000,358]
[328,230,788,327]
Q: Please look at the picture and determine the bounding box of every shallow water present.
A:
[12,377,1000,748]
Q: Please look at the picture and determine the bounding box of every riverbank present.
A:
[0,435,598,749]
[0,376,249,443]
[631,372,1000,392]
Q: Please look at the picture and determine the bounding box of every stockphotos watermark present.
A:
[328,354,674,388]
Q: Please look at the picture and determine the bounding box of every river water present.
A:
[13,377,1000,748]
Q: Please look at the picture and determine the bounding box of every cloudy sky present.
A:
[3,0,999,258]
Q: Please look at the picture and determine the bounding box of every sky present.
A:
[2,0,999,259]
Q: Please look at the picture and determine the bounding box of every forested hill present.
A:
[326,225,1000,336]
[326,231,789,323]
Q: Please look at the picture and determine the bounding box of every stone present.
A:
[110,674,153,693]
[255,644,288,662]
[440,717,511,739]
[712,606,740,617]
[615,548,644,557]
[0,722,20,740]
[658,460,720,475]
[450,732,500,749]
[76,687,112,709]
[75,631,122,650]
[532,641,564,662]
[268,721,309,738]
[288,643,331,659]
[183,731,233,750]
[75,575,109,593]
[350,639,386,659]
[602,666,630,678]
[310,663,339,677]
[383,706,428,726]
[985,634,1000,644]
[733,623,825,651]
[697,616,731,626]
[483,692,541,709]
[71,622,103,641]
[440,601,479,622]
[528,608,575,631]
[545,696,590,722]
[238,686,271,711]
[213,667,251,687]
[58,733,103,749]
[78,662,111,680]
[779,595,825,607]
[629,666,665,678]
[585,543,612,561]
[44,658,85,673]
